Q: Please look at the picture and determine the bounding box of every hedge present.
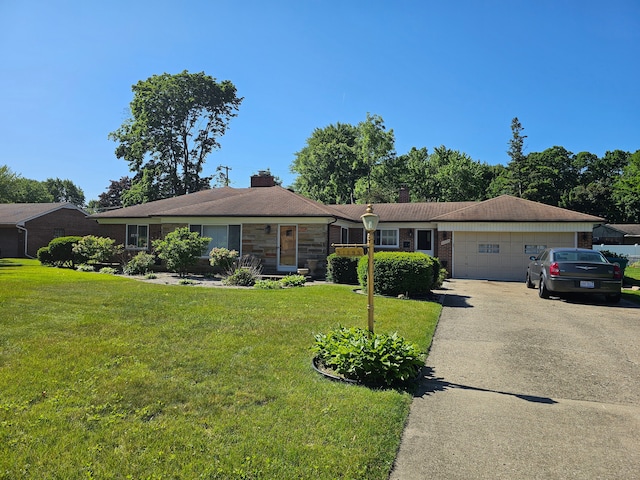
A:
[326,253,361,284]
[357,251,436,297]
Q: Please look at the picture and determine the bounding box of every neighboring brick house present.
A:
[90,173,604,281]
[0,203,101,258]
[593,224,640,245]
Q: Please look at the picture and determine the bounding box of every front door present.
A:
[416,229,434,256]
[278,225,298,272]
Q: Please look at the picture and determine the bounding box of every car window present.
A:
[539,251,548,261]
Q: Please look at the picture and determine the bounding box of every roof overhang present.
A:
[436,222,599,232]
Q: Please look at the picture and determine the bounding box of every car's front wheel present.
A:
[539,277,551,299]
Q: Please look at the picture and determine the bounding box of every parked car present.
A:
[526,248,622,303]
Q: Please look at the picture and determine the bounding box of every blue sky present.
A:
[1,0,639,203]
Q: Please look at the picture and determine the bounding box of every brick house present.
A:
[0,203,101,258]
[90,173,604,281]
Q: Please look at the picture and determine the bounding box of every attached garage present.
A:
[431,196,604,282]
[452,230,576,281]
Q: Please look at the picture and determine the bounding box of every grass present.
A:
[623,265,640,304]
[0,259,441,479]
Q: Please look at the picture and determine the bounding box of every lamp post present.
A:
[360,204,379,335]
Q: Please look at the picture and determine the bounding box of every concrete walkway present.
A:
[390,279,640,480]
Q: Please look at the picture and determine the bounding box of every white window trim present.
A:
[126,224,149,250]
[366,228,399,248]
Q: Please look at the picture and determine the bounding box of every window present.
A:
[478,243,500,254]
[341,227,349,244]
[53,228,65,238]
[190,224,241,256]
[127,225,148,249]
[373,229,398,247]
[525,245,546,255]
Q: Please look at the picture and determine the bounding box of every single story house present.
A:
[0,203,101,258]
[90,173,603,281]
[593,224,640,245]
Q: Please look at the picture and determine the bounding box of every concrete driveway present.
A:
[390,279,640,480]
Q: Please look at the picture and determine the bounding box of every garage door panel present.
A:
[453,232,575,281]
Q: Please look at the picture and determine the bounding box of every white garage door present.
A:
[453,232,575,281]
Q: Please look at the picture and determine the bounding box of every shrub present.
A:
[432,257,447,289]
[357,252,436,297]
[98,267,118,275]
[209,247,239,273]
[123,252,156,275]
[76,264,95,272]
[254,279,283,289]
[48,236,83,267]
[223,255,262,286]
[37,246,53,265]
[152,227,211,277]
[326,254,361,284]
[280,274,306,287]
[223,267,257,286]
[600,249,629,259]
[313,326,424,388]
[72,235,122,265]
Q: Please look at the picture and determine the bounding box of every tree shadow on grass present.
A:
[414,366,557,405]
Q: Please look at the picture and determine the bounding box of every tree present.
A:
[0,165,19,202]
[13,178,54,203]
[109,71,242,201]
[506,117,527,197]
[520,146,578,205]
[44,178,85,206]
[613,150,640,223]
[291,122,363,204]
[152,227,211,277]
[96,176,132,210]
[355,113,395,202]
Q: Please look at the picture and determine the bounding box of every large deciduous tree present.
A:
[44,178,85,206]
[109,71,242,202]
[613,149,640,223]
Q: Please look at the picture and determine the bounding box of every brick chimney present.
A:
[399,184,410,203]
[250,171,276,187]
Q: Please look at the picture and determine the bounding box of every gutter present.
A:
[16,225,35,259]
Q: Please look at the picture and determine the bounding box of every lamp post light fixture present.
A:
[360,204,379,335]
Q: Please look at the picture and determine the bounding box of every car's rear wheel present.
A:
[526,271,535,289]
[606,294,621,303]
[539,277,551,299]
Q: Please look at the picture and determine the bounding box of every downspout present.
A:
[16,225,35,259]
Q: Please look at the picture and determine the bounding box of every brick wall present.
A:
[577,232,593,249]
[435,230,452,277]
[24,209,102,257]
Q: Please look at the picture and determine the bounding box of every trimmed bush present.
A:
[72,236,122,265]
[313,326,424,388]
[48,236,83,267]
[326,253,361,284]
[280,274,306,287]
[358,251,436,297]
[209,247,239,273]
[152,227,211,277]
[123,251,156,275]
[223,267,257,286]
[37,246,53,265]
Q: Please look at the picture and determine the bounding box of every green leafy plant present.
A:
[47,236,83,267]
[72,235,122,265]
[75,264,95,272]
[280,274,306,287]
[313,326,424,388]
[209,247,239,273]
[123,251,156,275]
[254,279,283,289]
[178,279,196,285]
[223,255,262,286]
[358,252,436,297]
[326,253,361,284]
[600,249,629,259]
[37,246,53,265]
[98,267,118,275]
[152,227,211,277]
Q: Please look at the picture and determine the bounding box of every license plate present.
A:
[580,281,595,288]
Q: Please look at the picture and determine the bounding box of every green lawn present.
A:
[623,265,640,304]
[0,259,441,479]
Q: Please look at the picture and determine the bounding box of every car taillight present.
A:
[613,264,622,280]
[549,262,560,276]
